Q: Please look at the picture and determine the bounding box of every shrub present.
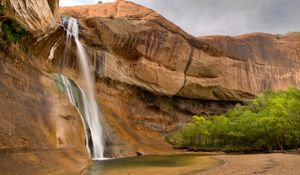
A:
[1,19,26,43]
[167,87,300,151]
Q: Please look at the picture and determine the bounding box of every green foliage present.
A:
[167,87,300,151]
[1,20,26,43]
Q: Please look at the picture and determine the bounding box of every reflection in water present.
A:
[84,154,223,175]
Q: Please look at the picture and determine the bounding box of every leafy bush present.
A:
[1,19,26,43]
[166,87,300,151]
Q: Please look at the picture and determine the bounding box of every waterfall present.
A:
[60,74,91,155]
[61,17,105,159]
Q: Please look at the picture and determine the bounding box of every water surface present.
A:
[84,154,223,175]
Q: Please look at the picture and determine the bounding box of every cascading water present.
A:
[61,17,105,159]
[59,74,91,155]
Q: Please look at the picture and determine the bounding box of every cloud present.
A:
[60,0,300,36]
[132,0,300,36]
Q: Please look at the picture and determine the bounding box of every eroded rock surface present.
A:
[1,0,59,36]
[199,32,300,95]
[1,0,300,173]
[60,1,300,102]
[60,1,251,101]
[0,36,89,174]
[58,1,300,157]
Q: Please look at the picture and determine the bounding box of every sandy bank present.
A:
[200,153,300,175]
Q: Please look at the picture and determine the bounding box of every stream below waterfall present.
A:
[83,154,223,175]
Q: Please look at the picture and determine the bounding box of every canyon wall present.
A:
[0,0,300,174]
[60,1,300,101]
[58,1,300,157]
[0,38,89,174]
[199,33,300,94]
[0,0,59,36]
[0,1,89,174]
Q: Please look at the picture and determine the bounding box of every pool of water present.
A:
[83,154,223,175]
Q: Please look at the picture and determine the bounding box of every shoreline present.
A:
[199,153,300,175]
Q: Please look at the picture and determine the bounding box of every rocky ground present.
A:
[0,150,88,175]
[200,153,300,175]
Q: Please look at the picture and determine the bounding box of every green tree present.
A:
[166,88,300,151]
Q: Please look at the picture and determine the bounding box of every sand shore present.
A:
[200,153,300,175]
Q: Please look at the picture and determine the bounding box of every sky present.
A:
[60,0,300,36]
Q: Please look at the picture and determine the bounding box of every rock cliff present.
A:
[0,1,89,174]
[0,39,89,174]
[199,32,300,94]
[60,1,300,102]
[60,1,254,101]
[1,0,59,36]
[58,1,300,157]
[0,0,300,174]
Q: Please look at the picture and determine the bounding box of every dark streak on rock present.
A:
[176,46,194,94]
[154,31,164,58]
[184,46,194,74]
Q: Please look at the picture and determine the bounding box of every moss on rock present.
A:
[1,19,26,43]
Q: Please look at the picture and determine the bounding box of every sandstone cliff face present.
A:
[1,0,59,36]
[58,1,300,157]
[0,29,89,175]
[199,32,300,94]
[0,41,90,174]
[60,1,300,102]
[1,0,300,172]
[60,1,254,101]
[57,1,300,157]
